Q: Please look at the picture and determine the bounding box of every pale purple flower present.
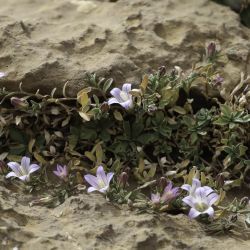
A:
[6,156,40,182]
[11,97,29,109]
[108,83,133,109]
[53,164,68,182]
[151,192,161,204]
[0,72,6,78]
[151,181,179,205]
[84,166,114,193]
[213,76,224,86]
[161,181,180,203]
[181,178,213,197]
[182,187,219,219]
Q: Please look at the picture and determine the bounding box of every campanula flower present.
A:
[182,187,219,219]
[151,192,161,204]
[84,166,114,193]
[53,164,68,182]
[0,72,6,78]
[108,83,133,109]
[161,181,180,203]
[151,181,179,204]
[6,156,40,182]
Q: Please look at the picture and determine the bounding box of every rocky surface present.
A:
[0,184,249,250]
[0,0,250,96]
[1,1,250,249]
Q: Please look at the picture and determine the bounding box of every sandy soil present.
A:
[0,182,249,250]
[0,0,250,249]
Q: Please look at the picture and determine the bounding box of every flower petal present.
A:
[57,164,64,172]
[181,184,191,192]
[29,164,40,174]
[63,165,68,174]
[122,83,132,93]
[207,193,219,206]
[108,97,120,106]
[151,193,161,203]
[87,187,98,193]
[189,208,201,219]
[84,174,99,189]
[202,186,214,196]
[19,175,29,182]
[7,162,21,175]
[120,99,133,110]
[110,88,123,102]
[99,186,109,193]
[5,172,18,178]
[107,172,114,184]
[172,187,180,196]
[192,178,201,189]
[53,170,60,177]
[164,182,173,192]
[204,206,214,217]
[182,196,195,207]
[96,166,108,185]
[21,157,31,171]
[194,187,207,200]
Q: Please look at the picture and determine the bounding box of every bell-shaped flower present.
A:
[151,192,161,204]
[182,187,219,219]
[84,166,114,193]
[151,181,179,205]
[161,181,180,203]
[0,72,6,78]
[181,178,213,197]
[6,156,40,182]
[108,83,133,110]
[53,164,68,182]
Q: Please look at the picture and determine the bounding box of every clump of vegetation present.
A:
[0,43,249,236]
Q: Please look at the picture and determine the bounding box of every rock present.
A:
[0,0,249,96]
[0,186,249,249]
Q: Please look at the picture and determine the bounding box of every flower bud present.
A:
[158,66,166,78]
[158,177,167,191]
[239,197,249,209]
[100,102,110,112]
[11,97,29,109]
[215,173,225,189]
[206,42,217,59]
[118,172,129,188]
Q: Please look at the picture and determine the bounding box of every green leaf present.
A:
[103,78,113,93]
[9,127,29,144]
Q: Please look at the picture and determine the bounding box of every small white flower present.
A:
[182,187,219,219]
[6,156,40,182]
[84,166,114,193]
[108,83,133,110]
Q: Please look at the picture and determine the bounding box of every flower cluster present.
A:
[5,157,70,183]
[181,178,219,219]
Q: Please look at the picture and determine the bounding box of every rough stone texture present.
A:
[0,184,249,250]
[0,0,249,96]
[1,1,250,249]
